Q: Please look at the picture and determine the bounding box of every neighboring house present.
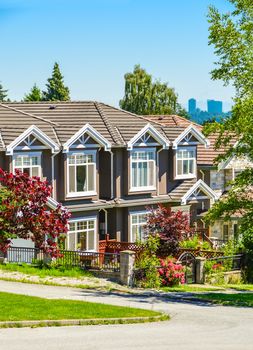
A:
[0,102,228,251]
[147,114,253,244]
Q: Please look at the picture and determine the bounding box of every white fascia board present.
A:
[63,123,111,153]
[127,123,170,150]
[6,125,60,155]
[181,179,219,205]
[172,125,210,150]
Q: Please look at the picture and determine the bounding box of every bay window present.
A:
[67,151,96,196]
[13,152,41,177]
[176,147,196,179]
[67,218,96,251]
[130,212,148,242]
[130,149,156,191]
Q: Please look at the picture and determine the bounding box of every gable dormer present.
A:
[6,125,60,155]
[172,125,210,149]
[62,124,111,153]
[127,123,170,150]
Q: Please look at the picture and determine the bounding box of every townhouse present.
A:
[147,114,253,244]
[0,101,240,251]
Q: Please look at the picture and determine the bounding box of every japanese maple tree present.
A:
[0,169,70,257]
[146,204,194,256]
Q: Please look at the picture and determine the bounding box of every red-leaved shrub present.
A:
[158,258,185,286]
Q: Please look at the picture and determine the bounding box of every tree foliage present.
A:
[204,0,253,255]
[24,84,42,101]
[0,169,70,257]
[120,65,186,116]
[43,62,70,101]
[146,204,193,256]
[0,83,8,102]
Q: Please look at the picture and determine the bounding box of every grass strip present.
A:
[0,291,161,321]
[196,292,253,307]
[0,263,93,278]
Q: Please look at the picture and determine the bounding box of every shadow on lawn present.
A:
[72,288,218,308]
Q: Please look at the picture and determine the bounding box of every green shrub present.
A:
[134,235,161,288]
[180,235,212,251]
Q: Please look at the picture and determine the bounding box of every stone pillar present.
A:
[120,250,135,287]
[195,257,206,284]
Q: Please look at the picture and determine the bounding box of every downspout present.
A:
[200,169,205,182]
[157,148,163,196]
[51,150,61,200]
[109,150,114,199]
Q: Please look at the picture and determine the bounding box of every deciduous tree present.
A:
[204,1,253,260]
[0,169,70,257]
[120,65,187,116]
[146,204,193,256]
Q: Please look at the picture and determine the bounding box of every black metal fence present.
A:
[205,254,244,272]
[6,247,120,272]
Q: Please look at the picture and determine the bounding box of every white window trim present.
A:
[175,146,197,180]
[66,149,97,198]
[12,151,42,178]
[130,210,150,243]
[67,216,97,252]
[129,147,157,192]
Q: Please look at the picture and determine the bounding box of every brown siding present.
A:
[99,149,111,199]
[158,149,168,195]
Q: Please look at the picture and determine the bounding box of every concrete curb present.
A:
[0,314,169,328]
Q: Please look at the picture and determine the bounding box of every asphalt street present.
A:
[0,280,252,350]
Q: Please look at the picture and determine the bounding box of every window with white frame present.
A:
[13,152,41,177]
[67,151,96,196]
[176,147,196,178]
[68,218,96,251]
[130,149,156,191]
[130,212,148,242]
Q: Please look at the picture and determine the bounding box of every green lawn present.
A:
[197,292,253,307]
[0,292,160,321]
[160,285,225,293]
[0,263,92,278]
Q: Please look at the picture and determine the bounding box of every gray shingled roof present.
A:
[0,101,189,149]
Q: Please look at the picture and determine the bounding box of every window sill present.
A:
[129,187,156,193]
[66,191,97,198]
[174,175,196,180]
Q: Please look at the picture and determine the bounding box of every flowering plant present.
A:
[158,258,185,286]
[0,169,70,257]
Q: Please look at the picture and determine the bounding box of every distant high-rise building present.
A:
[207,100,222,114]
[188,98,196,114]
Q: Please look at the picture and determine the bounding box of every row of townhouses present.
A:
[0,101,251,251]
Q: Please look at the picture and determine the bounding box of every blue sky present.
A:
[0,0,234,111]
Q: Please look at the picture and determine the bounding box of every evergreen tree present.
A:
[24,84,42,101]
[0,83,8,102]
[119,65,185,116]
[43,63,70,101]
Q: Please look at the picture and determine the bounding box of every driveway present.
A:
[0,280,253,350]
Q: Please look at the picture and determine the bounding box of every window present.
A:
[223,224,229,241]
[67,218,96,251]
[130,149,156,191]
[176,147,196,179]
[13,152,41,177]
[67,151,96,196]
[130,212,148,242]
